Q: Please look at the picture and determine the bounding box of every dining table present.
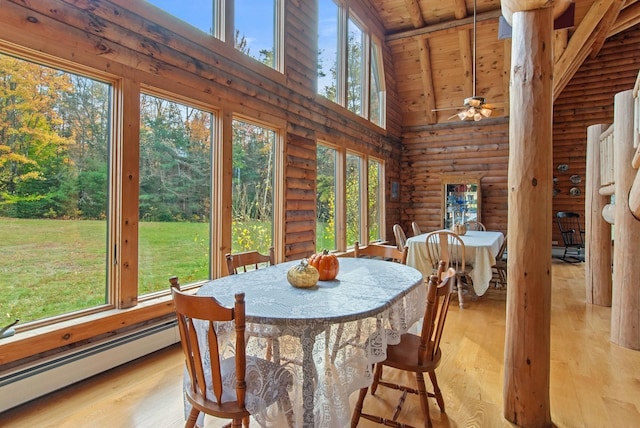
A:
[194,256,425,428]
[405,230,505,296]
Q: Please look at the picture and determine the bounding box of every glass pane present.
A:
[346,153,361,246]
[231,119,274,253]
[317,0,339,100]
[316,145,337,251]
[368,159,382,242]
[145,0,215,36]
[0,53,111,323]
[347,16,365,116]
[139,94,212,292]
[235,0,276,68]
[370,40,385,127]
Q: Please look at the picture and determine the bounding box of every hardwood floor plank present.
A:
[1,261,639,427]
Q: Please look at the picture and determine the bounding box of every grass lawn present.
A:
[1,218,335,325]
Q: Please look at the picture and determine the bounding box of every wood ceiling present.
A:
[365,0,640,126]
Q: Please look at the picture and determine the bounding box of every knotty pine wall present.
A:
[0,0,403,262]
[400,25,640,246]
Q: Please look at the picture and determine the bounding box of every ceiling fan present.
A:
[433,0,497,121]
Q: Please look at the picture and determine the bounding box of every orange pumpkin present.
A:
[308,249,339,281]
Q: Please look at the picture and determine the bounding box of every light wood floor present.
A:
[1,259,639,427]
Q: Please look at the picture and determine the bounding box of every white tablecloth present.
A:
[406,230,505,296]
[194,257,425,428]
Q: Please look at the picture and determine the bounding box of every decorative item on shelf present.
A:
[452,223,467,236]
[557,163,569,172]
[308,249,339,281]
[287,259,319,289]
[570,175,581,184]
[553,176,559,184]
[569,187,581,196]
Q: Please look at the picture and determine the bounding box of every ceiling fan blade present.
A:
[432,106,464,112]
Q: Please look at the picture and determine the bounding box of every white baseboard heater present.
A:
[0,320,180,413]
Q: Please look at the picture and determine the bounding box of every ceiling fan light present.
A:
[474,112,483,121]
[480,107,492,117]
[457,111,467,120]
[466,107,476,118]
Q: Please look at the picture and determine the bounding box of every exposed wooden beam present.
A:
[418,37,437,123]
[458,29,473,97]
[386,9,503,41]
[453,0,468,19]
[609,1,640,35]
[553,0,616,100]
[403,0,425,28]
[590,0,626,58]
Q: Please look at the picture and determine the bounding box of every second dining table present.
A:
[195,256,425,428]
[405,229,505,296]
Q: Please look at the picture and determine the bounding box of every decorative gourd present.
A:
[287,259,319,288]
[308,249,340,280]
[452,223,467,236]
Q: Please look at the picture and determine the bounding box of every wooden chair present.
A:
[491,237,507,288]
[411,221,422,236]
[354,241,407,264]
[556,212,585,263]
[225,248,275,275]
[225,248,278,361]
[393,223,408,251]
[171,288,294,428]
[351,262,456,428]
[424,230,473,308]
[464,220,486,231]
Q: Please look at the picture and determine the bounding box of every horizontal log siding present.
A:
[552,26,640,245]
[401,119,510,237]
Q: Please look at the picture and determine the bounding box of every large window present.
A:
[138,93,214,295]
[147,0,282,71]
[231,118,277,254]
[317,0,386,126]
[0,53,112,324]
[317,143,384,251]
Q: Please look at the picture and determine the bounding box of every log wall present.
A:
[552,26,640,244]
[401,26,640,246]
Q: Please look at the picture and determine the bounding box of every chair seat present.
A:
[383,333,442,372]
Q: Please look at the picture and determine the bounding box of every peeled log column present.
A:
[503,6,553,427]
[585,124,613,306]
[611,90,640,350]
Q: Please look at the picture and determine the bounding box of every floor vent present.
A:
[0,320,179,413]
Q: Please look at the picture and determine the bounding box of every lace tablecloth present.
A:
[193,257,425,428]
[406,230,505,296]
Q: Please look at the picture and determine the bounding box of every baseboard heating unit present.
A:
[0,320,179,413]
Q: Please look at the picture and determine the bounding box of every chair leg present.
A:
[350,387,369,427]
[185,408,199,428]
[428,370,445,412]
[371,363,383,395]
[456,275,465,309]
[415,372,433,428]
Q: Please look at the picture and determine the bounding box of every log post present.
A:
[611,90,640,350]
[502,3,554,427]
[585,124,613,306]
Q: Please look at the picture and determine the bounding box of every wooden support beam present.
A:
[503,4,553,427]
[458,28,474,99]
[418,37,437,124]
[589,0,626,58]
[609,1,640,35]
[403,0,425,28]
[611,90,640,350]
[586,124,613,306]
[553,0,615,100]
[453,0,469,19]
